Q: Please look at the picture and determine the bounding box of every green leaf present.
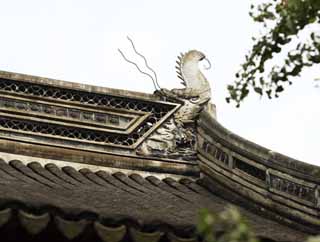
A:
[254,87,263,95]
[227,0,320,106]
[275,85,284,92]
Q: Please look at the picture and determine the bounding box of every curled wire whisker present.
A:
[118,48,158,90]
[126,36,161,90]
[203,58,212,70]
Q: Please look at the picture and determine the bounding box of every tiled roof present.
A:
[0,159,309,242]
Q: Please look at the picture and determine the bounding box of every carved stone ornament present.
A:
[137,50,213,160]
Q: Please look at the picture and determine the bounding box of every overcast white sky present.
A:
[0,0,319,165]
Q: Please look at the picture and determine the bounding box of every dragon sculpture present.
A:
[137,50,213,160]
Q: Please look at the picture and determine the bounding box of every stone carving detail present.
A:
[137,50,212,160]
[137,119,197,160]
[269,174,315,203]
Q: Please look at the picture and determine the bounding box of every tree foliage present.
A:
[197,207,258,242]
[197,207,320,242]
[307,236,320,242]
[227,0,320,107]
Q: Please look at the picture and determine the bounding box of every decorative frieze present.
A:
[0,116,137,145]
[198,129,319,209]
[0,97,132,128]
[269,173,316,203]
[201,141,229,166]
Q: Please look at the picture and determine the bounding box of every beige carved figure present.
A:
[173,50,211,101]
[138,50,212,159]
[160,50,212,121]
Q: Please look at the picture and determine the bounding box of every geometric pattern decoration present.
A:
[0,75,180,149]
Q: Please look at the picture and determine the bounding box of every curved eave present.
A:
[197,110,320,233]
[198,110,320,182]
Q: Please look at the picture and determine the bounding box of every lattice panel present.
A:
[0,77,179,149]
